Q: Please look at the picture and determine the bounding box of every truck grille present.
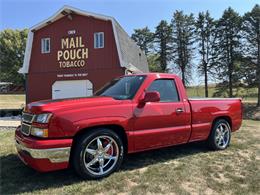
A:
[21,123,31,136]
[22,112,35,123]
[21,112,35,136]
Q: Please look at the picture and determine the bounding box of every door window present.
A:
[147,79,179,102]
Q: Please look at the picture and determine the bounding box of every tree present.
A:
[241,4,260,107]
[0,29,28,85]
[147,54,163,72]
[213,8,242,97]
[195,11,215,97]
[171,11,195,87]
[131,27,154,55]
[154,20,173,72]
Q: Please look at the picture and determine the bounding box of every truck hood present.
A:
[25,96,121,114]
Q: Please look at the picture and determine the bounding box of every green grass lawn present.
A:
[1,120,259,194]
[0,94,25,109]
[0,86,258,110]
[186,86,258,100]
[186,85,217,98]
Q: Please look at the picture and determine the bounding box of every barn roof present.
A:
[19,5,149,74]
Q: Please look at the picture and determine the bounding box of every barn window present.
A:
[41,38,50,53]
[94,32,104,49]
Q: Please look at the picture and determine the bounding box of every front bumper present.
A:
[15,127,73,172]
[15,141,71,163]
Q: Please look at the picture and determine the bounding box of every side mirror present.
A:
[139,91,160,104]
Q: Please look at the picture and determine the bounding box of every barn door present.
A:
[52,80,93,99]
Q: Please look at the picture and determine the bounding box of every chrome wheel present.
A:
[83,136,119,176]
[214,123,230,149]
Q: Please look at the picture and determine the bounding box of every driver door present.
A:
[133,79,190,151]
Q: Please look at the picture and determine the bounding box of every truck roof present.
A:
[125,73,178,79]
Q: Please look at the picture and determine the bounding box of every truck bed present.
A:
[188,98,242,142]
[189,97,241,101]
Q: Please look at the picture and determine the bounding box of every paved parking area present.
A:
[0,119,20,127]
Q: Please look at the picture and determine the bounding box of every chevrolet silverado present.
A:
[15,73,242,179]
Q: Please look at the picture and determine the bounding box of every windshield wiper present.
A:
[98,94,111,97]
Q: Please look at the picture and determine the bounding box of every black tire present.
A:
[208,119,231,150]
[72,128,124,179]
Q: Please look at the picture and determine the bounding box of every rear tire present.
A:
[208,119,231,150]
[72,128,124,179]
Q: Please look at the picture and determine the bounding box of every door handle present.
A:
[176,108,184,113]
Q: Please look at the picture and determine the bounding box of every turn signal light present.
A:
[31,127,48,138]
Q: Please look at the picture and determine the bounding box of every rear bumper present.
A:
[15,127,73,172]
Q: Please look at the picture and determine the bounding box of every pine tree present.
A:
[147,54,163,72]
[213,7,242,97]
[131,27,154,55]
[241,4,260,107]
[154,20,173,72]
[195,11,215,97]
[171,11,195,87]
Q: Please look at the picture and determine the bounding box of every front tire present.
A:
[72,128,124,179]
[208,119,231,150]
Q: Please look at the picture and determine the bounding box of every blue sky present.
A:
[0,0,258,34]
[0,0,258,85]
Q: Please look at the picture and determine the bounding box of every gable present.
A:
[19,5,149,74]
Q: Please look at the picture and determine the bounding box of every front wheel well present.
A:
[70,124,128,163]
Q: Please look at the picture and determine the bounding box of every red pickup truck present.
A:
[15,73,242,179]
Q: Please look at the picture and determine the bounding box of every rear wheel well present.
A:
[212,116,232,130]
[70,125,128,163]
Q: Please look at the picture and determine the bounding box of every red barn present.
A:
[19,6,148,103]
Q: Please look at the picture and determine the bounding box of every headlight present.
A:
[34,113,52,123]
[31,127,48,138]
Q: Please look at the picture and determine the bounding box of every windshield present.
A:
[95,75,146,100]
